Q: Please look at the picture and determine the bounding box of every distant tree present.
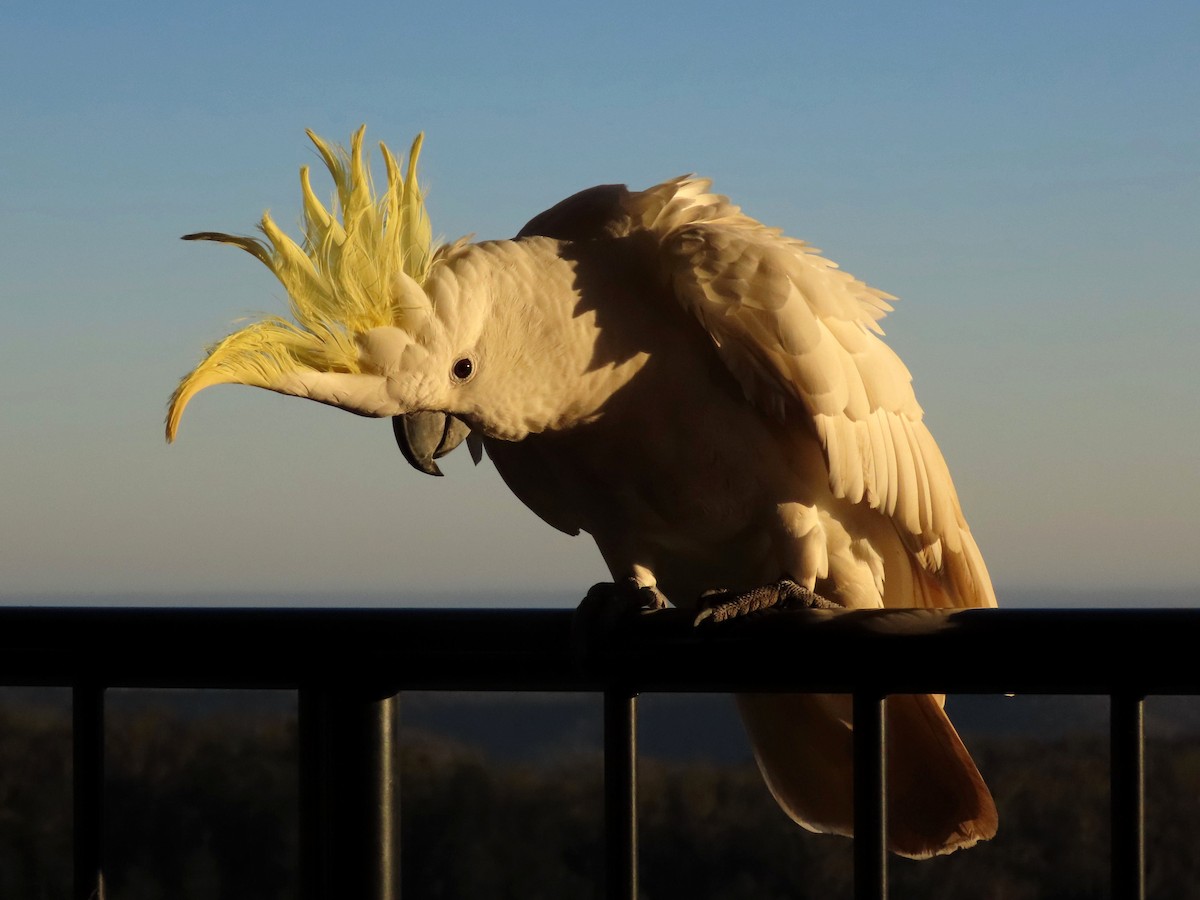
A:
[103,708,298,900]
[0,704,72,899]
[400,731,604,899]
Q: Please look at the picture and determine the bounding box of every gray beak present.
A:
[392,412,473,477]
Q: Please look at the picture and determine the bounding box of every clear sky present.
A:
[2,1,1197,604]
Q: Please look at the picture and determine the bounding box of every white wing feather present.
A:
[627,177,994,608]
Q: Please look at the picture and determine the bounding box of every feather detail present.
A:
[737,692,998,859]
[631,180,991,607]
[508,172,990,606]
[167,127,441,441]
[166,316,337,441]
[509,168,995,607]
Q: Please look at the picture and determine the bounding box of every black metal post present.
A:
[72,682,105,900]
[854,691,887,900]
[299,687,398,900]
[1111,693,1145,900]
[604,689,638,900]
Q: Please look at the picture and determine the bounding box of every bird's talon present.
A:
[777,578,840,610]
[694,578,837,626]
[573,579,668,666]
[636,584,669,613]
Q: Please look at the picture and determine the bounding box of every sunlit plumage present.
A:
[167,128,439,440]
[169,128,998,857]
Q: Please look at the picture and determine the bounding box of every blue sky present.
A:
[2,1,1197,602]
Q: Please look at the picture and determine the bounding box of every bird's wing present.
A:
[624,178,994,609]
[513,175,992,608]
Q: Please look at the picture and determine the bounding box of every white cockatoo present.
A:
[168,128,998,858]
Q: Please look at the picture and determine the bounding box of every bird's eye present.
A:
[451,357,475,382]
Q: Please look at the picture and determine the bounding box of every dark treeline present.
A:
[2,702,1200,899]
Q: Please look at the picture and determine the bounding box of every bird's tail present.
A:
[736,691,997,858]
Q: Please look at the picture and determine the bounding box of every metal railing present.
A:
[2,604,1198,900]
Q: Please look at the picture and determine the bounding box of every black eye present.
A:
[452,357,474,382]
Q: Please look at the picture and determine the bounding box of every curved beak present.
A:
[392,411,473,476]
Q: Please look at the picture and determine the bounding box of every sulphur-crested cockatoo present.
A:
[168,128,998,857]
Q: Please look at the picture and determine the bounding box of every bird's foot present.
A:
[572,578,668,665]
[577,577,668,628]
[693,578,838,626]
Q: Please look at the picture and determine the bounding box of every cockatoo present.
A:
[167,128,998,858]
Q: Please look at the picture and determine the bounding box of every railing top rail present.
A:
[0,605,1196,695]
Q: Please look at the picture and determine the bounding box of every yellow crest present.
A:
[166,127,437,441]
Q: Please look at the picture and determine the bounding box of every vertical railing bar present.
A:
[72,682,105,900]
[604,688,638,900]
[374,694,399,900]
[1111,692,1146,900]
[854,691,887,900]
[298,687,399,900]
[297,687,323,900]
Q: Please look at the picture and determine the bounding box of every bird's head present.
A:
[166,127,482,473]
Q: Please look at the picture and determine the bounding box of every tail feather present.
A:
[736,692,997,858]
